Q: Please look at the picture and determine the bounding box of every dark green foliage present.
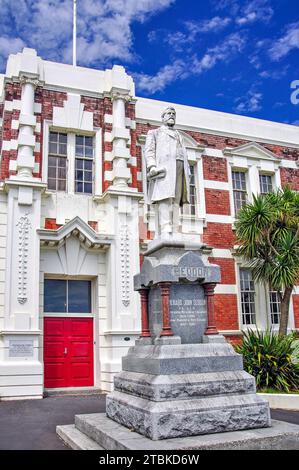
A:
[235,187,299,335]
[235,329,299,392]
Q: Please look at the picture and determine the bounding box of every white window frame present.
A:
[227,157,281,224]
[42,120,102,197]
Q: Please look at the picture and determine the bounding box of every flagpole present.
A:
[73,0,77,66]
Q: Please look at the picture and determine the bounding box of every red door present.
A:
[44,317,94,388]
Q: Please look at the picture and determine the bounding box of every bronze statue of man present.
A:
[145,106,190,237]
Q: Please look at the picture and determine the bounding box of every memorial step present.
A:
[123,343,243,375]
[114,370,256,401]
[106,390,271,440]
[57,415,299,450]
[56,424,104,450]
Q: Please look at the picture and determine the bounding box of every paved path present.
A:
[0,394,298,450]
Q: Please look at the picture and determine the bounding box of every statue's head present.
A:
[161,106,176,127]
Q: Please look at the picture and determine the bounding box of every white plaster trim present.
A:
[35,122,41,134]
[4,99,21,111]
[41,120,50,184]
[206,214,232,224]
[38,216,112,246]
[136,97,299,148]
[104,171,113,181]
[104,151,113,162]
[204,180,230,190]
[104,114,113,124]
[104,132,112,142]
[34,103,42,114]
[137,171,142,181]
[11,120,19,130]
[34,142,40,153]
[210,249,233,258]
[215,284,237,294]
[129,156,137,166]
[1,140,18,151]
[225,141,280,161]
[9,160,17,172]
[52,93,93,132]
[94,128,103,197]
[202,149,225,158]
[280,159,299,169]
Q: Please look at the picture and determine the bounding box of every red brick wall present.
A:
[203,156,228,182]
[205,189,231,215]
[293,294,299,329]
[203,223,235,248]
[280,167,299,190]
[208,257,236,284]
[214,294,239,330]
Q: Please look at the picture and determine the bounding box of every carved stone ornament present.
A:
[111,91,132,103]
[120,225,130,307]
[19,74,40,88]
[16,213,31,304]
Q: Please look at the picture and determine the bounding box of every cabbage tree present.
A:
[235,187,299,336]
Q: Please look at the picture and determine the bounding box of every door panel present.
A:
[44,317,94,388]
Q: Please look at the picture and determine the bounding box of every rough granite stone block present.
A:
[106,391,271,440]
[113,370,256,401]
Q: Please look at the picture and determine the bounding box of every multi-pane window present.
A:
[259,174,273,195]
[269,290,281,325]
[44,279,91,313]
[75,135,93,194]
[239,269,256,325]
[232,171,247,213]
[189,164,197,216]
[48,132,67,191]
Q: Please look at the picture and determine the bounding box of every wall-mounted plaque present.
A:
[9,339,34,358]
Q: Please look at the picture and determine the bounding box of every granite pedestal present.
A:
[106,241,271,440]
[57,240,299,449]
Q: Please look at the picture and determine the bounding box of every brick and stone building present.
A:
[0,48,298,399]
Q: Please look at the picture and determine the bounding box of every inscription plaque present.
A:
[148,284,207,344]
[9,339,34,358]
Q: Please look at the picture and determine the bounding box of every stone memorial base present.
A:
[57,415,299,450]
[56,239,298,449]
[106,341,271,440]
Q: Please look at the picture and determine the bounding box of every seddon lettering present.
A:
[173,267,205,278]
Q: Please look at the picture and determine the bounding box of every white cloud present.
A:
[0,0,175,69]
[0,36,25,70]
[269,22,299,61]
[193,33,246,74]
[134,60,187,93]
[234,86,263,113]
[135,32,246,94]
[185,16,231,35]
[236,0,273,25]
[212,0,273,25]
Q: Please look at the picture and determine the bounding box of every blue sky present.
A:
[0,0,298,124]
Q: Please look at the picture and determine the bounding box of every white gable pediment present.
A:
[52,93,93,132]
[224,142,281,162]
[38,216,111,250]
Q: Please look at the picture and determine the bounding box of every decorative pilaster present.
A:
[111,91,132,188]
[139,288,151,338]
[203,283,219,335]
[16,74,39,179]
[159,282,173,337]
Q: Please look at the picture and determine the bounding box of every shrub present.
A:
[235,329,299,392]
